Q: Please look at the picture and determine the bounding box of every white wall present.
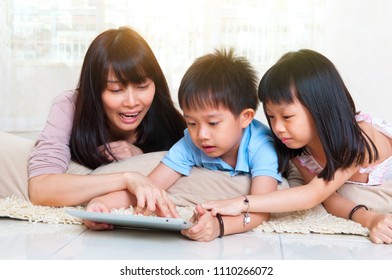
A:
[1,0,391,132]
[320,0,392,121]
[254,0,392,123]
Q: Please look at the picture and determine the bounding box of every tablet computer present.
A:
[66,209,193,231]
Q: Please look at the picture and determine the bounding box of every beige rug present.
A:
[0,195,369,237]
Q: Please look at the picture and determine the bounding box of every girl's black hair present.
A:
[258,49,378,180]
[71,27,186,169]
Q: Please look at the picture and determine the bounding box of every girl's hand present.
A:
[202,196,246,216]
[367,213,392,244]
[181,205,220,241]
[124,172,179,218]
[99,140,143,161]
[83,199,114,230]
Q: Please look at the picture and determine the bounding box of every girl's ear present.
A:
[240,108,255,128]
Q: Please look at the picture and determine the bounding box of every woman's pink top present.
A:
[297,114,392,185]
[28,91,76,179]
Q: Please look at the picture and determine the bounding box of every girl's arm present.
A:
[183,176,278,241]
[304,152,392,245]
[323,192,392,244]
[322,192,355,219]
[202,166,357,215]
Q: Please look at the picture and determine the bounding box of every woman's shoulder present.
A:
[48,91,77,117]
[52,90,77,105]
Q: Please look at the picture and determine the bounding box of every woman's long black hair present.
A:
[71,27,186,169]
[258,49,378,181]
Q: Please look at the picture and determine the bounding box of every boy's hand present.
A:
[181,205,220,241]
[83,200,114,230]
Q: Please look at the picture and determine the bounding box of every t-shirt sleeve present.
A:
[161,131,197,176]
[250,138,282,182]
[28,91,76,178]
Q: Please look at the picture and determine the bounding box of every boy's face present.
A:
[183,105,253,166]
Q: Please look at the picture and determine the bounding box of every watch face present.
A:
[243,213,251,225]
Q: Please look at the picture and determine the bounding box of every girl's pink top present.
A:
[297,114,392,185]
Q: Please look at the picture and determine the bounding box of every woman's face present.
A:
[102,70,155,141]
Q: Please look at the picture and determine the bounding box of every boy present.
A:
[85,49,281,241]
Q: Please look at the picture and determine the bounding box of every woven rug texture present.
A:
[0,196,369,236]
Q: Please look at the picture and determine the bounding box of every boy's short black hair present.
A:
[178,48,258,116]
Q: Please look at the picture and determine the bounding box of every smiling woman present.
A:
[26,27,187,209]
[102,74,156,145]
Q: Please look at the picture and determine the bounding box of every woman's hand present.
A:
[83,199,114,230]
[202,196,246,216]
[99,140,143,161]
[367,212,392,244]
[124,172,179,218]
[181,205,220,241]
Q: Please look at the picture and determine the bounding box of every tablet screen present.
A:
[66,209,193,231]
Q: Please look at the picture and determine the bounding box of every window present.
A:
[2,0,390,132]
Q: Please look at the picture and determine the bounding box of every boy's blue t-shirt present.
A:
[162,119,282,182]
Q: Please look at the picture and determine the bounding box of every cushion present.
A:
[1,131,391,213]
[337,182,392,213]
[91,151,253,206]
[0,132,34,200]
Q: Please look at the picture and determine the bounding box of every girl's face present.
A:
[102,70,155,141]
[183,105,252,167]
[264,97,317,149]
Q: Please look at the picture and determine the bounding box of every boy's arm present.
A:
[247,175,279,223]
[183,176,278,241]
[83,190,135,230]
[147,162,183,190]
[181,205,265,241]
[223,176,278,235]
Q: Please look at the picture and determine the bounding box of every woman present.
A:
[28,27,186,216]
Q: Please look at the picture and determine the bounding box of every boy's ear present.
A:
[240,108,255,128]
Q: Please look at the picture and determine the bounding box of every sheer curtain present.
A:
[1,0,391,132]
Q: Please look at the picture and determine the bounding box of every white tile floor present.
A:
[1,217,391,260]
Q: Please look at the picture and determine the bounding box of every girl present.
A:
[203,49,392,244]
[27,27,186,216]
